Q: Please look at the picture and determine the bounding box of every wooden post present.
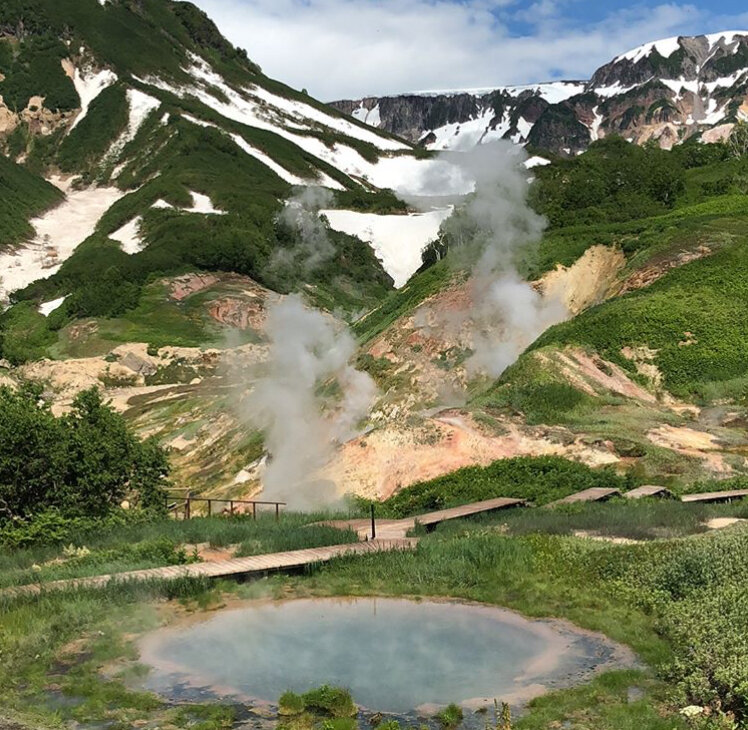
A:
[370,504,376,540]
[230,501,234,516]
[208,499,212,517]
[275,503,280,522]
[253,502,257,520]
[185,494,191,521]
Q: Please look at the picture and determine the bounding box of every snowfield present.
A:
[321,208,453,287]
[0,186,125,303]
[138,56,471,197]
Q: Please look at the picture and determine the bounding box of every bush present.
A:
[381,456,638,516]
[437,703,464,729]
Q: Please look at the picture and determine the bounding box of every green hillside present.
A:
[0,154,62,248]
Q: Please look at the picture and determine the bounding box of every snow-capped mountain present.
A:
[331,31,748,155]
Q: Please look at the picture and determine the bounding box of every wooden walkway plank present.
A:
[624,485,675,500]
[681,489,748,504]
[546,488,622,507]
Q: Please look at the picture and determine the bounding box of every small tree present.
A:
[728,120,748,159]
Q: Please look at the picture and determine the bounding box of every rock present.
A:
[119,351,158,376]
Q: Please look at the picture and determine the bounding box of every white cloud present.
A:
[191,0,746,100]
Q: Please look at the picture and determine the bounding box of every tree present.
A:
[0,385,169,521]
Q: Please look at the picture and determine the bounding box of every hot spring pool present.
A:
[138,597,634,714]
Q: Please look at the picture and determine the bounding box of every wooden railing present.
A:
[165,492,286,521]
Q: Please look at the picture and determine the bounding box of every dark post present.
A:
[275,503,280,522]
[370,504,376,540]
[253,502,257,520]
[230,501,235,516]
[208,499,212,517]
[185,493,191,521]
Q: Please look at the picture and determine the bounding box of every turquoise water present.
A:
[139,597,625,713]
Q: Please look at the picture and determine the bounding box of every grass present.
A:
[534,235,748,398]
[434,498,748,541]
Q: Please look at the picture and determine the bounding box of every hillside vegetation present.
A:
[0,154,62,249]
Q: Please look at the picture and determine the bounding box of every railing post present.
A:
[275,503,280,522]
[253,502,257,520]
[185,494,191,520]
[230,501,234,516]
[208,499,212,517]
[370,503,376,540]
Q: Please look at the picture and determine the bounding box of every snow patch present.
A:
[140,58,469,197]
[524,156,551,169]
[595,82,639,98]
[189,192,225,215]
[38,296,66,316]
[182,112,342,188]
[425,110,510,151]
[185,53,405,152]
[69,67,118,132]
[504,81,586,104]
[110,216,145,254]
[320,208,453,287]
[0,186,125,303]
[352,103,381,127]
[616,36,682,64]
[105,88,161,163]
[589,106,604,141]
[150,192,226,215]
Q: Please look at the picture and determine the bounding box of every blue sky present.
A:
[192,0,748,99]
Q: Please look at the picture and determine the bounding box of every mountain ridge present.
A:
[331,31,748,155]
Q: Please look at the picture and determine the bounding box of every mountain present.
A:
[0,3,746,499]
[331,32,748,155]
[0,0,472,325]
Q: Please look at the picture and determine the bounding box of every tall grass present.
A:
[0,514,357,589]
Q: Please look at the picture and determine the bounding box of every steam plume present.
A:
[273,186,335,276]
[424,141,567,378]
[246,294,376,508]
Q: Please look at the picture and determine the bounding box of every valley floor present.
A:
[2,499,748,730]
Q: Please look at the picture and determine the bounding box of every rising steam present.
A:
[273,186,336,276]
[422,140,567,378]
[246,294,376,508]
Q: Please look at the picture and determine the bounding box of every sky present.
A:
[191,0,748,100]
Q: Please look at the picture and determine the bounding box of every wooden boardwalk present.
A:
[5,539,418,598]
[321,497,527,540]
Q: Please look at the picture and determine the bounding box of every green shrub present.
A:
[437,703,464,729]
[301,686,357,718]
[381,456,638,516]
